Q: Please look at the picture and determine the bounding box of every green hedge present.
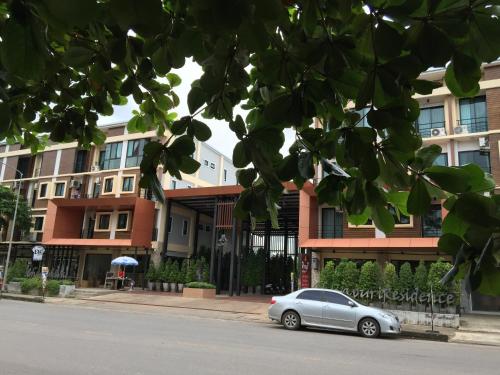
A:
[185,282,216,289]
[21,278,42,294]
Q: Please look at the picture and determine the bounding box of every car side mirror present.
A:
[348,301,356,307]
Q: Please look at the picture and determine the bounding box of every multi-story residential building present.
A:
[0,123,236,287]
[302,61,500,313]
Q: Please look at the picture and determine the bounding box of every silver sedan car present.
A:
[268,288,401,338]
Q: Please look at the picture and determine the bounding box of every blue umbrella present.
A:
[111,256,139,267]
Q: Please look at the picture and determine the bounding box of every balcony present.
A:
[415,121,446,138]
[455,117,488,134]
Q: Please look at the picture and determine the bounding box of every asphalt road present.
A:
[0,300,498,375]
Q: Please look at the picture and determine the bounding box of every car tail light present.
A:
[270,298,276,305]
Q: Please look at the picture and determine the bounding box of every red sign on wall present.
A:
[300,253,311,289]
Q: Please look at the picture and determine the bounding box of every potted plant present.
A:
[6,259,27,293]
[162,260,171,292]
[183,281,216,298]
[145,263,156,290]
[178,260,188,293]
[169,261,179,292]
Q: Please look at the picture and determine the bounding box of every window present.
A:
[415,106,445,138]
[297,290,324,301]
[198,224,204,231]
[53,182,66,198]
[224,169,227,182]
[125,139,148,168]
[33,216,44,232]
[434,153,448,166]
[324,291,352,306]
[103,176,114,194]
[321,208,343,238]
[38,183,49,199]
[99,142,123,170]
[116,212,130,231]
[182,220,188,236]
[92,182,100,198]
[388,205,411,226]
[458,150,491,173]
[168,217,173,233]
[121,176,135,192]
[204,160,209,166]
[74,150,88,173]
[170,180,177,190]
[16,156,32,178]
[459,96,487,132]
[423,205,442,237]
[205,224,211,232]
[95,213,111,231]
[210,162,215,169]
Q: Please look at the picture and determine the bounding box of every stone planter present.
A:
[183,287,216,299]
[147,281,154,291]
[177,283,184,293]
[59,285,76,298]
[6,282,22,294]
[162,282,170,292]
[169,282,177,292]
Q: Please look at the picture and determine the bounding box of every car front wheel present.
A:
[282,310,301,330]
[359,318,380,338]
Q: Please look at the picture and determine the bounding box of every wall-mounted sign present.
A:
[32,245,45,261]
[300,254,311,289]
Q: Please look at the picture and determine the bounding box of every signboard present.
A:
[300,253,311,289]
[32,245,45,261]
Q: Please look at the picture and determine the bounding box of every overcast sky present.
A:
[99,60,295,160]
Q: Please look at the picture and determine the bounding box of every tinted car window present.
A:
[296,290,324,301]
[324,292,351,306]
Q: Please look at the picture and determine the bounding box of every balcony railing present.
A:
[422,226,441,238]
[415,121,446,138]
[456,117,488,133]
[315,225,343,239]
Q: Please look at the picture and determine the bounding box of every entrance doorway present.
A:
[82,254,112,287]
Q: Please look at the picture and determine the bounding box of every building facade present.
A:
[302,62,500,313]
[0,123,235,287]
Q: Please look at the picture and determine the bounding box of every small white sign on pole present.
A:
[32,245,45,261]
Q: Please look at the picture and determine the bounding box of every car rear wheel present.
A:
[282,310,301,330]
[359,318,380,338]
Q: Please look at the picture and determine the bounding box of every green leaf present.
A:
[407,178,431,215]
[237,168,257,188]
[263,94,293,125]
[411,79,441,95]
[166,73,181,87]
[109,0,164,37]
[371,205,395,233]
[187,86,206,115]
[445,56,481,98]
[191,119,212,141]
[151,45,172,75]
[424,166,470,193]
[374,20,403,60]
[233,141,250,168]
[179,156,200,174]
[0,19,45,80]
[438,233,464,256]
[169,135,195,156]
[170,116,190,135]
[413,144,442,171]
[63,45,94,68]
[42,0,98,28]
[229,115,247,139]
[302,0,318,36]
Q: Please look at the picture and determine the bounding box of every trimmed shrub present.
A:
[7,259,27,282]
[398,262,414,292]
[61,279,75,285]
[170,261,180,283]
[358,261,382,291]
[185,282,216,289]
[383,262,398,291]
[179,260,188,284]
[186,259,197,283]
[318,261,335,289]
[341,261,359,291]
[145,263,157,282]
[331,259,347,290]
[427,258,452,295]
[21,277,41,294]
[46,280,61,296]
[414,260,428,292]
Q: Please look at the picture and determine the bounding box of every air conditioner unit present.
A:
[91,165,100,172]
[454,126,469,135]
[479,136,490,150]
[431,128,446,137]
[70,179,81,189]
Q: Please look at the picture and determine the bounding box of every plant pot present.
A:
[169,282,177,292]
[147,281,154,291]
[162,282,170,292]
[59,285,75,298]
[155,282,162,291]
[183,287,216,298]
[6,282,22,294]
[177,283,184,293]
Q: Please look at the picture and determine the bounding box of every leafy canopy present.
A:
[1,1,500,294]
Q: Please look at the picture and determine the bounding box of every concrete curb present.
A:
[0,293,45,303]
[400,329,449,342]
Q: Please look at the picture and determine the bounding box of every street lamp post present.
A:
[0,164,23,294]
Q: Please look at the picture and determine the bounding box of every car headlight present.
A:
[380,313,393,320]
